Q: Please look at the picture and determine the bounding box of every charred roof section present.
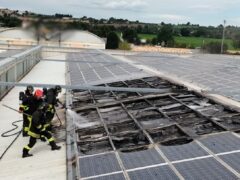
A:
[71,76,240,179]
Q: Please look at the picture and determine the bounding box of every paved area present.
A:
[124,52,240,102]
[0,54,66,180]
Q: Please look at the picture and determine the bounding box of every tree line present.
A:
[1,14,240,52]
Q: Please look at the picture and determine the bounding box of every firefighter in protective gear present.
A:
[19,86,34,102]
[19,89,43,137]
[25,86,34,97]
[46,85,62,105]
[44,85,62,131]
[22,103,61,158]
[19,86,34,137]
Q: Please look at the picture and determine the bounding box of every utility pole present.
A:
[59,31,61,47]
[221,20,226,54]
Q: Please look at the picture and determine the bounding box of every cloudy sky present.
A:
[1,0,240,26]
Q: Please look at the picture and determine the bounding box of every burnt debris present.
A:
[71,76,240,155]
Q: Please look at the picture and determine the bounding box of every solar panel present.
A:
[220,152,240,172]
[89,173,126,180]
[69,53,240,179]
[79,153,121,177]
[128,165,179,180]
[119,148,165,169]
[67,51,149,85]
[160,141,209,161]
[174,158,238,180]
[199,133,240,153]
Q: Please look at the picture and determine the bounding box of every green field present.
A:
[138,34,156,40]
[138,34,235,50]
[174,36,234,50]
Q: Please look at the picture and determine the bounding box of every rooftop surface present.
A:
[0,47,240,180]
[0,51,66,180]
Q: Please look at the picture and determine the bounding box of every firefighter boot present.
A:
[50,141,61,150]
[22,148,33,158]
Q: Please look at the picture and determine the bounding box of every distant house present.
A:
[140,39,147,44]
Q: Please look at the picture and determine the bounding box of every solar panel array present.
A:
[126,52,240,102]
[71,79,240,179]
[67,50,240,180]
[67,49,149,86]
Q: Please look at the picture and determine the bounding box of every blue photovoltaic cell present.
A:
[119,148,165,169]
[160,141,209,161]
[90,173,126,180]
[128,165,179,180]
[79,153,121,178]
[220,152,240,172]
[175,158,238,180]
[199,132,240,153]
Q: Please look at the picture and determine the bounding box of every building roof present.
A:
[67,50,240,180]
[0,46,240,180]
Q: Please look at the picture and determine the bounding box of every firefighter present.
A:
[25,85,34,97]
[42,87,48,99]
[45,85,62,106]
[19,86,34,137]
[44,85,62,130]
[22,103,61,158]
[19,86,34,102]
[19,89,43,137]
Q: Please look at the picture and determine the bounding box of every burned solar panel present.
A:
[111,130,150,151]
[76,125,113,155]
[72,76,240,137]
[147,124,192,145]
[70,76,240,179]
[72,76,240,151]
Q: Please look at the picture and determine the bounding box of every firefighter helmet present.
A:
[26,85,34,93]
[55,85,62,93]
[34,89,43,98]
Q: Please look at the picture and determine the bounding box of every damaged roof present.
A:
[66,50,240,180]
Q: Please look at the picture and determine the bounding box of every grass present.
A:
[138,34,156,40]
[137,33,235,50]
[174,36,234,50]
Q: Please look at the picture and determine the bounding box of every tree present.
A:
[106,32,120,49]
[123,29,138,44]
[180,28,191,37]
[192,28,207,37]
[202,42,228,54]
[232,33,240,49]
[157,24,174,47]
[119,41,131,50]
[151,37,157,45]
[0,15,22,27]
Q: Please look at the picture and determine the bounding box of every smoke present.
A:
[66,109,100,128]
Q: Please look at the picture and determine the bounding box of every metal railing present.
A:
[0,45,42,99]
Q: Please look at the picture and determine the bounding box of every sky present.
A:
[0,0,240,26]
